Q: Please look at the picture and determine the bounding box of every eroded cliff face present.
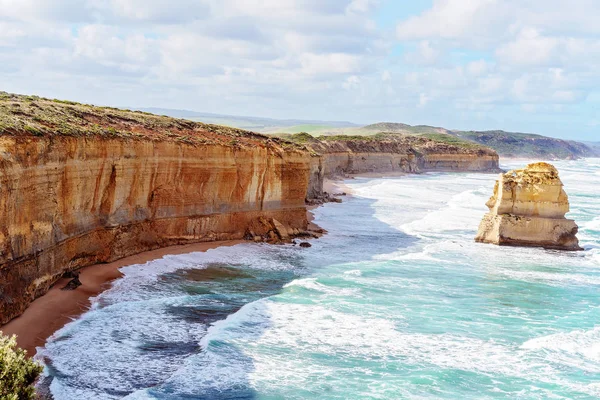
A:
[305,138,500,198]
[0,136,310,324]
[475,162,582,250]
[0,93,503,325]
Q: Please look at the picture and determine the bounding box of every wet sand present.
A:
[1,240,243,356]
[1,181,344,357]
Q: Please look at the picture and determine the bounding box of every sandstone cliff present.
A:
[303,134,500,199]
[0,93,500,325]
[0,94,312,324]
[475,162,582,250]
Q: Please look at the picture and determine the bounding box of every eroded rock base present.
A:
[476,214,582,250]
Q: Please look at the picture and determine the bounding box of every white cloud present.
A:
[390,0,600,136]
[396,0,600,44]
[404,40,441,65]
[466,60,490,76]
[2,0,600,139]
[0,0,93,22]
[300,53,364,76]
[343,75,361,90]
[496,28,559,66]
[74,25,156,67]
[396,0,507,46]
[346,0,379,14]
[101,0,209,23]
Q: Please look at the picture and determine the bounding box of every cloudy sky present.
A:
[1,0,599,139]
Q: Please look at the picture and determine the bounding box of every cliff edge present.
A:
[0,93,500,325]
[285,133,500,200]
[475,162,582,250]
[0,93,313,324]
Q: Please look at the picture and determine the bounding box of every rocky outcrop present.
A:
[475,162,582,250]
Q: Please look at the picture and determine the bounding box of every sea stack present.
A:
[475,162,582,251]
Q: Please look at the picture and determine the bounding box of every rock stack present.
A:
[475,162,582,251]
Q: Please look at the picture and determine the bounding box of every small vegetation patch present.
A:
[0,332,43,400]
[320,134,377,142]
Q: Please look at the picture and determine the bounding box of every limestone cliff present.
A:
[304,134,500,199]
[475,162,582,250]
[0,93,500,325]
[0,94,313,324]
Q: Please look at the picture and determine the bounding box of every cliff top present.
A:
[0,92,497,157]
[523,162,559,174]
[282,132,497,156]
[503,162,562,186]
[0,92,300,150]
[362,122,452,135]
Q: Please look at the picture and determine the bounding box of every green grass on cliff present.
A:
[0,92,302,150]
[276,131,495,156]
[418,133,487,149]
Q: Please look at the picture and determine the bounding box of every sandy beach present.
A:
[1,240,244,356]
[1,180,347,357]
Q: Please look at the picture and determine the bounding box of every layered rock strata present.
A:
[475,162,582,250]
[0,136,313,324]
[0,93,501,324]
[306,137,500,199]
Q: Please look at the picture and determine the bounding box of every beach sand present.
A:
[1,180,347,357]
[1,240,243,356]
[324,179,352,195]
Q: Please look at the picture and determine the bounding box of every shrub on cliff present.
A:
[0,332,43,400]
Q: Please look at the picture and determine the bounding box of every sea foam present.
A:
[43,159,600,400]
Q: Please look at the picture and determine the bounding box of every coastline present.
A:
[1,194,341,356]
[0,173,480,357]
[1,240,244,356]
[1,178,349,357]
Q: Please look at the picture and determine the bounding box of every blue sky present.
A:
[1,0,599,140]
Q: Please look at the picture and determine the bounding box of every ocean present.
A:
[39,159,600,399]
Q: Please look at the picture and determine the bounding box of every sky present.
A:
[1,0,599,140]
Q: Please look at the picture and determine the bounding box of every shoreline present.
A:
[0,178,344,357]
[1,240,244,356]
[0,172,488,357]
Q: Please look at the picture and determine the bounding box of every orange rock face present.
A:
[306,140,500,198]
[0,93,503,325]
[0,136,310,324]
[475,162,582,251]
[0,132,500,325]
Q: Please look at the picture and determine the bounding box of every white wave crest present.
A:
[283,278,360,297]
[522,327,600,372]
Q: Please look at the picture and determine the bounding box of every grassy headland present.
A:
[0,92,295,149]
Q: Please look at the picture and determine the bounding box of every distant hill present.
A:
[582,141,600,156]
[311,123,596,160]
[362,122,412,132]
[134,108,359,132]
[362,123,452,135]
[130,108,596,159]
[453,131,596,159]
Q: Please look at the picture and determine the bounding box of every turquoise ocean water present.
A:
[40,159,600,399]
